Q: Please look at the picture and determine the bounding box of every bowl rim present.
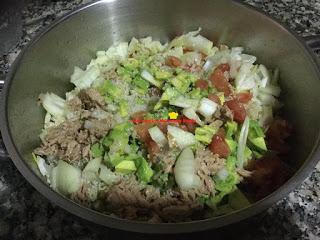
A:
[1,0,320,234]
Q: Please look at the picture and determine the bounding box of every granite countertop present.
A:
[0,0,320,239]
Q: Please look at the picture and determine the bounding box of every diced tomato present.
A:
[131,111,147,121]
[209,132,230,158]
[216,63,230,72]
[134,123,152,143]
[165,56,182,67]
[237,91,252,104]
[195,79,209,89]
[225,99,247,123]
[146,140,160,159]
[181,116,197,133]
[208,94,221,105]
[209,67,231,96]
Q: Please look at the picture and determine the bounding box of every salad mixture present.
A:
[33,29,292,222]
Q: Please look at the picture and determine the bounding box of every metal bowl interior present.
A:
[1,0,320,233]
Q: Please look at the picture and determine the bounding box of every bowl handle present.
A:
[304,35,320,56]
[0,74,9,160]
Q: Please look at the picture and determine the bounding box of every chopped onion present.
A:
[258,92,276,106]
[141,69,161,88]
[237,117,250,169]
[83,158,102,173]
[148,126,167,146]
[241,54,257,64]
[203,59,214,72]
[197,98,218,118]
[99,164,120,185]
[174,147,201,190]
[258,64,270,88]
[167,125,196,149]
[182,107,203,125]
[259,106,273,127]
[216,167,229,181]
[51,160,81,195]
[169,96,199,109]
[33,155,52,182]
[259,85,281,97]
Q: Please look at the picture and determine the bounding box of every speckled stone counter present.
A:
[0,1,319,239]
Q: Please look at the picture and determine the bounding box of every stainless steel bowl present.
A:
[1,0,320,233]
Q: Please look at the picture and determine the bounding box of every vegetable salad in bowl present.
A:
[33,29,292,222]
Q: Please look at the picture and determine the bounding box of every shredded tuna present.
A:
[78,88,106,109]
[104,177,203,222]
[195,148,226,195]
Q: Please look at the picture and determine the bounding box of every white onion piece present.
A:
[182,108,203,125]
[237,117,250,169]
[259,106,273,127]
[148,126,167,147]
[259,85,281,97]
[83,158,102,173]
[169,96,199,109]
[258,64,270,88]
[197,98,218,118]
[141,69,160,87]
[241,54,257,64]
[216,167,229,181]
[99,164,120,185]
[167,125,196,149]
[51,160,81,195]
[174,147,201,190]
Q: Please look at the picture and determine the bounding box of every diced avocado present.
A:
[217,92,225,105]
[244,147,252,161]
[115,160,136,174]
[170,75,190,93]
[248,120,265,138]
[154,87,180,110]
[225,139,237,154]
[195,124,219,144]
[225,121,238,139]
[228,188,250,210]
[135,157,154,183]
[132,76,150,94]
[90,143,104,158]
[117,66,132,82]
[119,99,129,117]
[122,58,140,70]
[188,88,202,99]
[155,70,172,80]
[99,80,122,98]
[249,137,267,151]
[106,153,124,167]
[252,150,263,159]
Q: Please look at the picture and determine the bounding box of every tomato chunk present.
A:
[134,123,152,143]
[216,63,230,72]
[237,91,252,104]
[195,79,209,89]
[225,99,246,123]
[146,140,160,159]
[209,66,231,96]
[131,111,147,121]
[208,94,221,105]
[209,132,230,158]
[165,56,182,67]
